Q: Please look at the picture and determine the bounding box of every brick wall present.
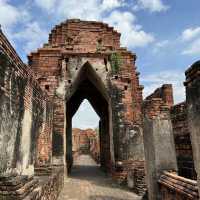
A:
[47,19,121,53]
[112,160,147,196]
[72,128,100,162]
[72,128,90,154]
[28,19,144,167]
[145,84,174,108]
[159,171,199,200]
[171,102,196,180]
[143,84,178,200]
[109,52,144,161]
[145,84,196,180]
[0,29,53,174]
[0,166,64,200]
[27,167,64,200]
[144,84,196,180]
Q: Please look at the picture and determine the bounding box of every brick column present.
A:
[143,98,177,200]
[185,62,200,197]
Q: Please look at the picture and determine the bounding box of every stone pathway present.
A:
[58,154,141,200]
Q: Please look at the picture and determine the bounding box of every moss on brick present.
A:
[109,52,122,74]
[0,53,11,87]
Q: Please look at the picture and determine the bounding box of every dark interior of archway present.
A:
[66,63,111,173]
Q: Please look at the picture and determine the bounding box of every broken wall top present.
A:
[48,19,120,52]
[28,19,136,58]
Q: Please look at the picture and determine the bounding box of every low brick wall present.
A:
[158,171,199,200]
[124,161,147,196]
[0,167,64,200]
[0,174,39,200]
[112,160,147,196]
[25,167,64,200]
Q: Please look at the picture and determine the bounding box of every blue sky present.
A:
[1,0,200,129]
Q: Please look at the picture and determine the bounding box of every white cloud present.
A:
[152,40,169,53]
[34,0,124,13]
[0,1,32,52]
[101,0,124,11]
[13,22,48,54]
[33,0,155,49]
[104,11,155,48]
[141,70,185,103]
[34,0,102,20]
[181,27,200,55]
[57,0,102,20]
[34,0,56,11]
[182,27,200,41]
[136,0,169,12]
[155,40,169,48]
[0,0,21,28]
[182,38,200,55]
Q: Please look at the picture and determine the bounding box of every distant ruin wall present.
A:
[0,30,53,175]
[145,84,174,108]
[72,128,100,162]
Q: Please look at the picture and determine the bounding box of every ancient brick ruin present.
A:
[72,128,100,162]
[0,24,63,200]
[27,19,144,174]
[171,102,196,180]
[0,19,200,200]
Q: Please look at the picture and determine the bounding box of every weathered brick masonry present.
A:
[28,19,144,171]
[143,84,178,200]
[145,84,174,107]
[171,102,196,180]
[0,19,145,199]
[0,28,63,200]
[0,29,53,174]
[147,85,196,180]
[146,85,197,180]
[72,128,100,162]
[143,84,199,199]
[159,171,198,200]
[185,60,200,198]
[1,18,200,200]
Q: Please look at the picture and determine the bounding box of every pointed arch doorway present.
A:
[64,62,115,173]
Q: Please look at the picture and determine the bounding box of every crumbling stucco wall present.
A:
[185,60,200,197]
[143,84,177,200]
[0,30,53,175]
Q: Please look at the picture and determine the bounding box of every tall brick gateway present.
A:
[28,19,144,171]
[1,19,200,200]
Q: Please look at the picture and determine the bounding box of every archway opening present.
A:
[65,62,113,174]
[72,99,100,166]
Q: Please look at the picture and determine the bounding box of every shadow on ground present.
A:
[69,165,127,190]
[89,195,134,200]
[58,155,142,200]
